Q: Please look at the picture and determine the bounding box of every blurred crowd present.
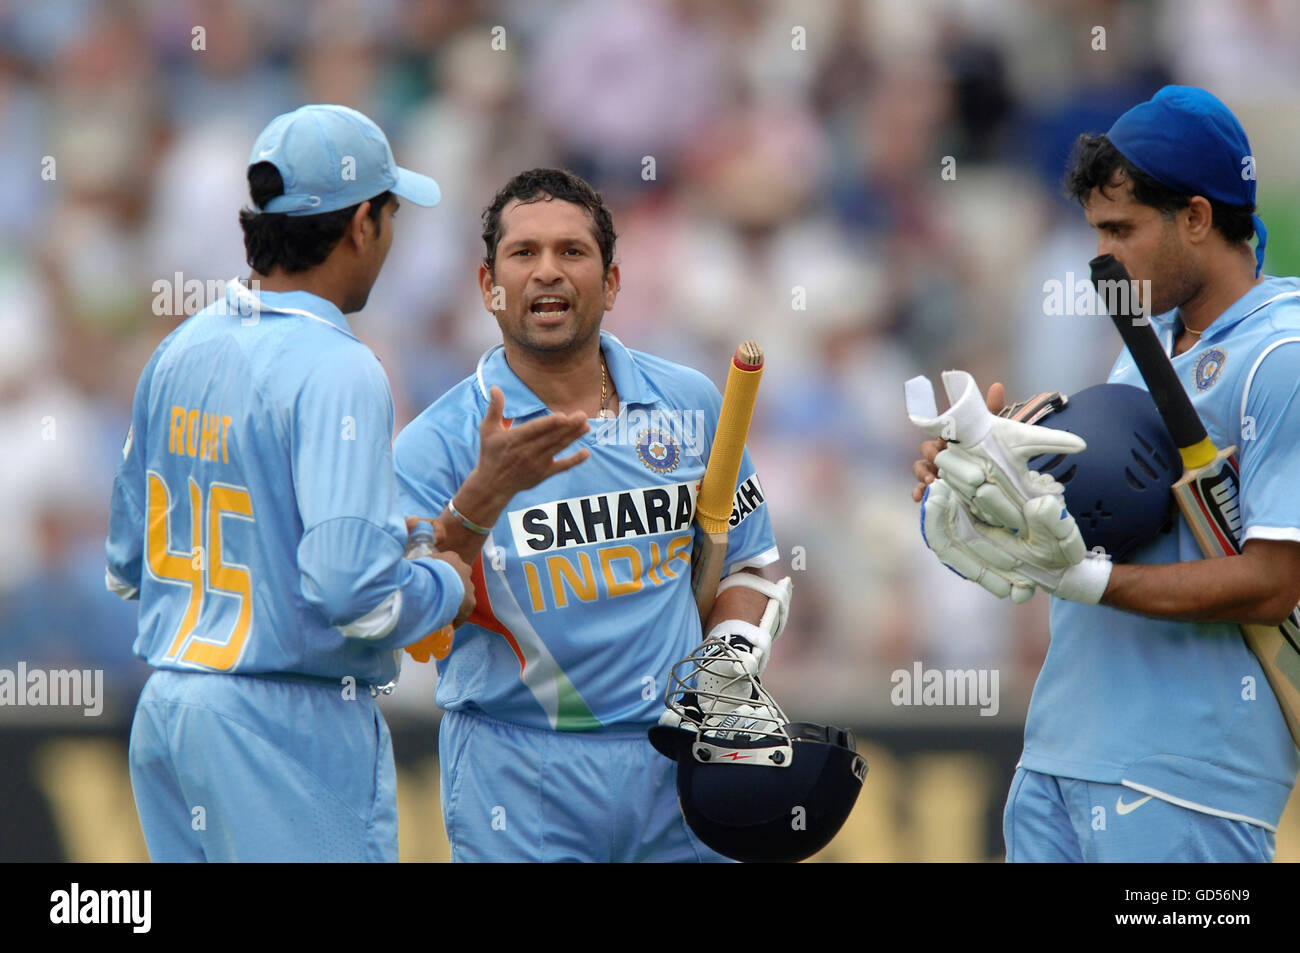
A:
[3,0,1298,724]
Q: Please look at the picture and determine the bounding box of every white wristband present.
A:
[1019,552,1112,605]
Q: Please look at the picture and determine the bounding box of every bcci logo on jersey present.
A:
[635,429,679,473]
[595,407,706,458]
[1194,347,1226,391]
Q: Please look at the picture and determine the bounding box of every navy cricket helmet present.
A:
[648,638,866,863]
[1020,383,1180,562]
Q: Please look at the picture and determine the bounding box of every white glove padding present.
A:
[690,637,783,741]
[921,479,1037,603]
[1005,496,1113,603]
[906,371,1086,533]
[706,619,772,675]
[922,480,1113,604]
[656,690,782,744]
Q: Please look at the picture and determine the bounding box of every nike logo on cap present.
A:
[1115,794,1153,815]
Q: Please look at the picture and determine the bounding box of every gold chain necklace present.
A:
[599,356,615,418]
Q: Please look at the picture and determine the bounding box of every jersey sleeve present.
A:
[1238,338,1300,543]
[104,341,166,599]
[291,350,464,645]
[722,447,780,574]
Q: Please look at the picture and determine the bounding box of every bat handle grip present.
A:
[1089,254,1209,451]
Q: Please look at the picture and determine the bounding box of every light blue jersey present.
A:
[1023,276,1300,830]
[393,331,779,732]
[105,281,466,686]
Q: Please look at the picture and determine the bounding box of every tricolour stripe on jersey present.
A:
[464,555,525,669]
[467,534,601,731]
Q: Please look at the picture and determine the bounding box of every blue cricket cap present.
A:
[1106,86,1265,276]
[248,104,440,215]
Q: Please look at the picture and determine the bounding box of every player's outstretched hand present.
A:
[431,551,475,626]
[910,381,1005,502]
[475,385,591,496]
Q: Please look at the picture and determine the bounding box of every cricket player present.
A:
[912,87,1300,861]
[104,104,480,862]
[393,168,787,862]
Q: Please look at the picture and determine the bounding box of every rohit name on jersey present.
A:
[507,475,765,610]
[167,404,234,463]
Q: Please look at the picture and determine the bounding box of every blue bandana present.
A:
[1107,86,1266,277]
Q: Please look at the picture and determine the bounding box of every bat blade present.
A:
[1173,447,1300,727]
[692,342,764,622]
[691,528,731,624]
[1172,446,1243,559]
[1091,253,1300,748]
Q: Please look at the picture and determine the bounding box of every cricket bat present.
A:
[692,342,764,622]
[1091,253,1300,748]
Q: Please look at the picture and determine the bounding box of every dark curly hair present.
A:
[481,168,617,274]
[1064,133,1254,243]
[238,162,392,274]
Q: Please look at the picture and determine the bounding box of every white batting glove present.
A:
[706,621,770,675]
[921,479,1037,603]
[922,480,1112,605]
[906,371,1086,534]
[1006,496,1113,604]
[690,636,783,741]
